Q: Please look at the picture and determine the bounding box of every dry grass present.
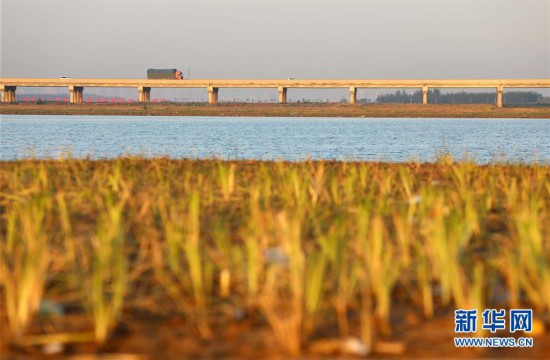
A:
[1,102,550,118]
[0,157,549,356]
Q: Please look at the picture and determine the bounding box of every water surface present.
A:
[1,115,549,163]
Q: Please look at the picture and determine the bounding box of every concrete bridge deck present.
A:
[1,78,550,107]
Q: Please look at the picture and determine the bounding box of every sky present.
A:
[2,0,549,100]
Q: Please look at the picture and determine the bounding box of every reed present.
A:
[217,162,236,201]
[1,158,548,355]
[77,181,129,345]
[1,190,50,341]
[183,193,213,338]
[258,211,304,356]
[156,192,213,338]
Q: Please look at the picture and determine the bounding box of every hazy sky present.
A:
[1,0,549,100]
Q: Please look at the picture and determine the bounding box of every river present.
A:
[1,115,549,163]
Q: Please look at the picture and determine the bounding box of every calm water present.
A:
[1,115,549,163]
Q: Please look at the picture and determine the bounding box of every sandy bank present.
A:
[1,102,550,118]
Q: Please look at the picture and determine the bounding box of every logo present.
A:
[453,309,534,348]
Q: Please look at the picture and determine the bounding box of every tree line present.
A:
[374,89,550,104]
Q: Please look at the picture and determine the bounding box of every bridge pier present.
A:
[422,86,429,105]
[1,85,17,103]
[278,87,287,103]
[69,86,84,103]
[138,86,151,103]
[208,86,219,104]
[349,87,357,104]
[496,86,503,108]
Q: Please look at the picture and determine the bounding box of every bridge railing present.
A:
[1,78,550,106]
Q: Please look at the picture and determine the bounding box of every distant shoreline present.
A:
[1,103,550,118]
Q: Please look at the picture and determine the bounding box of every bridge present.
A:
[1,78,550,107]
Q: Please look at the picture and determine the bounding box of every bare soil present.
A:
[2,307,549,359]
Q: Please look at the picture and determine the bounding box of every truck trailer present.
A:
[147,69,183,80]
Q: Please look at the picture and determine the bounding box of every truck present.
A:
[147,69,183,80]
